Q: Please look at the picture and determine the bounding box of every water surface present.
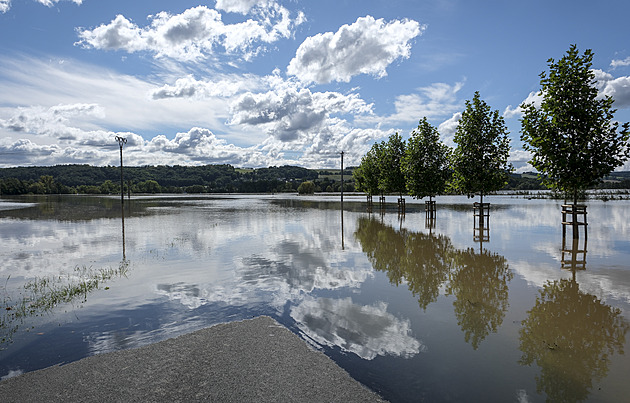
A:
[1,194,629,402]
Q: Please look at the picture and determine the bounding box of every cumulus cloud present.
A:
[0,0,9,13]
[229,87,373,141]
[437,112,461,147]
[0,54,389,169]
[611,56,630,69]
[503,91,542,119]
[593,69,630,108]
[1,104,108,142]
[287,15,424,84]
[75,4,304,62]
[146,127,251,162]
[505,69,630,119]
[509,149,534,173]
[151,75,253,99]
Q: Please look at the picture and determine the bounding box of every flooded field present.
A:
[1,194,629,402]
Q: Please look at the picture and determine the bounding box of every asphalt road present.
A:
[0,316,385,402]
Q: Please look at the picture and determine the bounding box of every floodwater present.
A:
[0,194,629,402]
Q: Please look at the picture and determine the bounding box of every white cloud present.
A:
[37,0,82,6]
[0,56,232,133]
[76,5,304,62]
[508,149,534,173]
[0,54,390,169]
[503,91,542,119]
[145,127,259,164]
[437,112,461,148]
[0,0,82,13]
[151,75,255,99]
[287,15,424,84]
[368,81,465,126]
[229,87,373,141]
[506,69,630,119]
[215,0,270,15]
[611,56,630,69]
[593,69,630,108]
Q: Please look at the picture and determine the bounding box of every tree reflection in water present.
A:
[446,247,512,350]
[354,216,512,350]
[519,278,629,402]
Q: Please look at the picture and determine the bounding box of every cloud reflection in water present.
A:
[291,296,425,360]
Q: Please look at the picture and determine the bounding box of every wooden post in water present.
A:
[562,204,587,240]
[473,201,490,242]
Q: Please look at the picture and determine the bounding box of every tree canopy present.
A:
[353,143,383,197]
[520,45,630,205]
[402,118,452,202]
[452,91,512,203]
[378,133,406,196]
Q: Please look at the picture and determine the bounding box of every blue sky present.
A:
[1,0,630,171]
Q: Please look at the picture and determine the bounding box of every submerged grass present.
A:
[1,261,129,346]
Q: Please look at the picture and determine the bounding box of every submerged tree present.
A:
[353,143,383,202]
[452,92,512,205]
[520,45,630,206]
[402,118,452,203]
[379,133,407,202]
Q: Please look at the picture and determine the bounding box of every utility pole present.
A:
[340,151,344,204]
[115,135,127,205]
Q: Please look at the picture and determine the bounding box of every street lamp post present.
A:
[340,151,344,204]
[115,136,127,205]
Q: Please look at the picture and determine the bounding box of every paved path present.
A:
[0,316,385,402]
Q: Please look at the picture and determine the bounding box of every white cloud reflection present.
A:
[290,296,425,360]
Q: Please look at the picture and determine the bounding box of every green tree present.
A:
[452,91,512,205]
[353,143,382,198]
[379,133,406,199]
[138,180,161,193]
[39,175,55,194]
[99,180,117,194]
[520,45,630,206]
[297,180,316,195]
[403,118,452,203]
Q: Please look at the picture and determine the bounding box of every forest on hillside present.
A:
[0,163,628,196]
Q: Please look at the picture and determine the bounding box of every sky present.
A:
[1,0,630,171]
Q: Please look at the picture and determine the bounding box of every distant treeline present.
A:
[0,164,628,195]
[0,164,342,195]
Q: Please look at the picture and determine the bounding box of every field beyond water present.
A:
[1,194,629,402]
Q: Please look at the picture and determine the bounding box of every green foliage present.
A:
[136,180,161,193]
[297,180,316,195]
[379,133,406,195]
[520,45,630,205]
[452,91,512,201]
[353,143,382,196]
[403,118,452,201]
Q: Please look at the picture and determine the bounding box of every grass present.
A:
[1,261,129,346]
